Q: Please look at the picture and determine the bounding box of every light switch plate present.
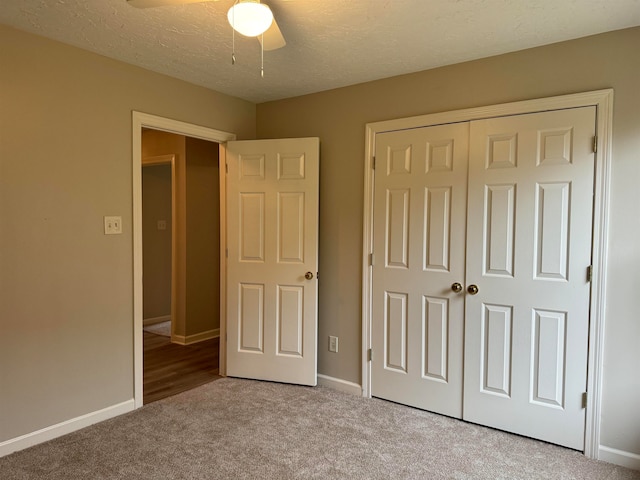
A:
[104,216,122,235]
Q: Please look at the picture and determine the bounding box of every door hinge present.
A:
[582,392,588,409]
[369,253,375,266]
[593,136,598,154]
[367,348,373,362]
[372,156,376,170]
[587,265,592,282]
[225,162,229,174]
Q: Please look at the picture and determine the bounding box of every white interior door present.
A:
[226,138,319,386]
[463,107,596,450]
[371,123,469,417]
[370,106,596,449]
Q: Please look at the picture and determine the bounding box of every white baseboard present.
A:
[599,445,640,470]
[172,328,220,345]
[317,373,362,396]
[143,315,171,326]
[0,399,135,458]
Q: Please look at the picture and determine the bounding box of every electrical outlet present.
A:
[329,335,338,353]
[104,216,122,235]
[157,220,167,230]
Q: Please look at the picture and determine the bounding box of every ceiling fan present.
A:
[127,0,287,51]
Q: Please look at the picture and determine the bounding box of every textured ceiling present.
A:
[1,0,639,103]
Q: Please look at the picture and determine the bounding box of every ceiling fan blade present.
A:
[126,0,216,8]
[259,17,286,51]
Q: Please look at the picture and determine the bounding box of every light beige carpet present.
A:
[1,378,638,479]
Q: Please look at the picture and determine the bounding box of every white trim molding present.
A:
[172,328,220,345]
[133,111,235,409]
[218,143,228,377]
[361,89,614,460]
[599,446,640,471]
[0,400,135,458]
[317,374,362,396]
[143,315,171,326]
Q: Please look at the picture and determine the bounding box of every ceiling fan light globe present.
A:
[228,2,274,37]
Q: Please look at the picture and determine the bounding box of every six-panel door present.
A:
[463,107,596,450]
[226,138,319,386]
[371,123,469,418]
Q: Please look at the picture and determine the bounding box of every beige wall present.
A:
[256,27,640,457]
[142,164,172,320]
[185,137,220,336]
[0,25,254,442]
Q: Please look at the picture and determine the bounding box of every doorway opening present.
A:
[141,129,222,404]
[132,112,236,408]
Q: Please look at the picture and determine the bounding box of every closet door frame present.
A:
[361,89,613,460]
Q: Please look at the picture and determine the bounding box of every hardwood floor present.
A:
[143,331,221,405]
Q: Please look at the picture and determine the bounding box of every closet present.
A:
[370,106,596,450]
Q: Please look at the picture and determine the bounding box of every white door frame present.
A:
[361,89,614,459]
[132,111,235,408]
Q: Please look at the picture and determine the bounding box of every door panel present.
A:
[463,107,596,450]
[484,184,516,276]
[423,295,449,381]
[240,193,265,261]
[425,187,452,271]
[386,291,408,372]
[226,138,319,386]
[239,283,264,352]
[535,182,570,280]
[481,303,513,397]
[278,192,305,263]
[277,285,303,356]
[386,188,410,267]
[371,123,469,418]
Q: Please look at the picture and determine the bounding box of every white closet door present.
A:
[226,138,319,386]
[463,107,596,449]
[371,123,469,417]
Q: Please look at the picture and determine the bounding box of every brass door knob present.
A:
[467,284,479,295]
[451,282,463,293]
[305,272,314,280]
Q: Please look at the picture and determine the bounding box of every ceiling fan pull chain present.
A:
[261,33,264,78]
[231,32,236,64]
